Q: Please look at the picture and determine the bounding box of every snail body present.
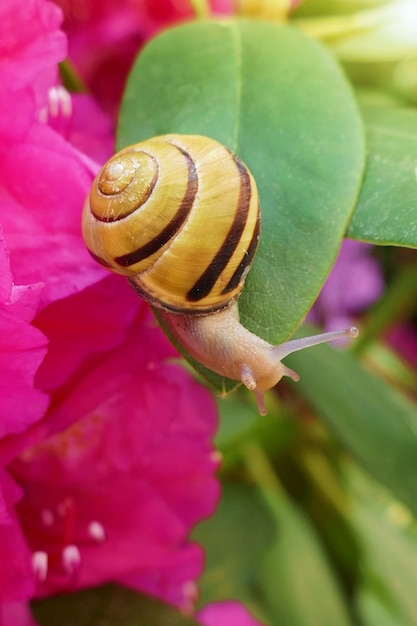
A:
[83,134,358,415]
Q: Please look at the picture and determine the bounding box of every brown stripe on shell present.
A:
[221,208,260,295]
[186,154,252,303]
[128,276,234,315]
[91,153,159,223]
[115,146,198,267]
[87,249,113,268]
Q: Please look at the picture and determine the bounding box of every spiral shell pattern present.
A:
[82,134,260,314]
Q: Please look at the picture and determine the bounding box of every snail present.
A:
[82,134,358,415]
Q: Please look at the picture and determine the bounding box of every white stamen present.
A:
[88,520,106,543]
[39,86,73,126]
[180,580,198,615]
[182,580,198,602]
[32,551,48,582]
[48,85,73,119]
[48,86,60,117]
[41,509,54,527]
[62,544,81,574]
[57,85,73,118]
[209,451,222,464]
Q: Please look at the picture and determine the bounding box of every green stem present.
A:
[243,441,284,496]
[59,60,87,93]
[295,4,391,41]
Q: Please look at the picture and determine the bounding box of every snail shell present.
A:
[82,134,260,315]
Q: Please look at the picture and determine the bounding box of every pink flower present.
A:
[0,601,37,626]
[0,0,220,614]
[0,231,48,439]
[198,601,266,626]
[54,0,232,119]
[309,240,384,334]
[387,324,417,370]
[42,87,114,165]
[0,0,105,308]
[8,305,219,606]
[0,470,35,601]
[0,123,105,309]
[0,0,65,122]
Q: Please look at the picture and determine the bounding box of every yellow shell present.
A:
[82,134,260,314]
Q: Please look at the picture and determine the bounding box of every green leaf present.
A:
[347,469,417,626]
[357,591,411,626]
[194,477,353,625]
[348,105,417,247]
[259,489,354,626]
[32,584,201,626]
[293,0,393,18]
[242,442,354,625]
[214,393,262,449]
[285,329,417,517]
[193,482,275,620]
[214,394,299,472]
[118,19,364,391]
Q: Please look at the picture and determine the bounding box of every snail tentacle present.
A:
[240,364,257,391]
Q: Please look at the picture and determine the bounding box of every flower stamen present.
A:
[181,580,198,614]
[62,544,81,574]
[41,508,54,527]
[32,551,48,582]
[38,85,73,139]
[48,85,73,119]
[88,520,106,543]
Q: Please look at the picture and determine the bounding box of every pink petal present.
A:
[122,544,203,609]
[198,601,266,626]
[0,601,38,626]
[0,234,48,438]
[55,0,232,119]
[387,324,417,369]
[64,93,114,164]
[0,123,104,307]
[0,232,13,303]
[8,314,218,602]
[0,86,35,142]
[0,471,35,600]
[309,240,384,331]
[0,310,49,438]
[0,0,66,97]
[34,276,142,392]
